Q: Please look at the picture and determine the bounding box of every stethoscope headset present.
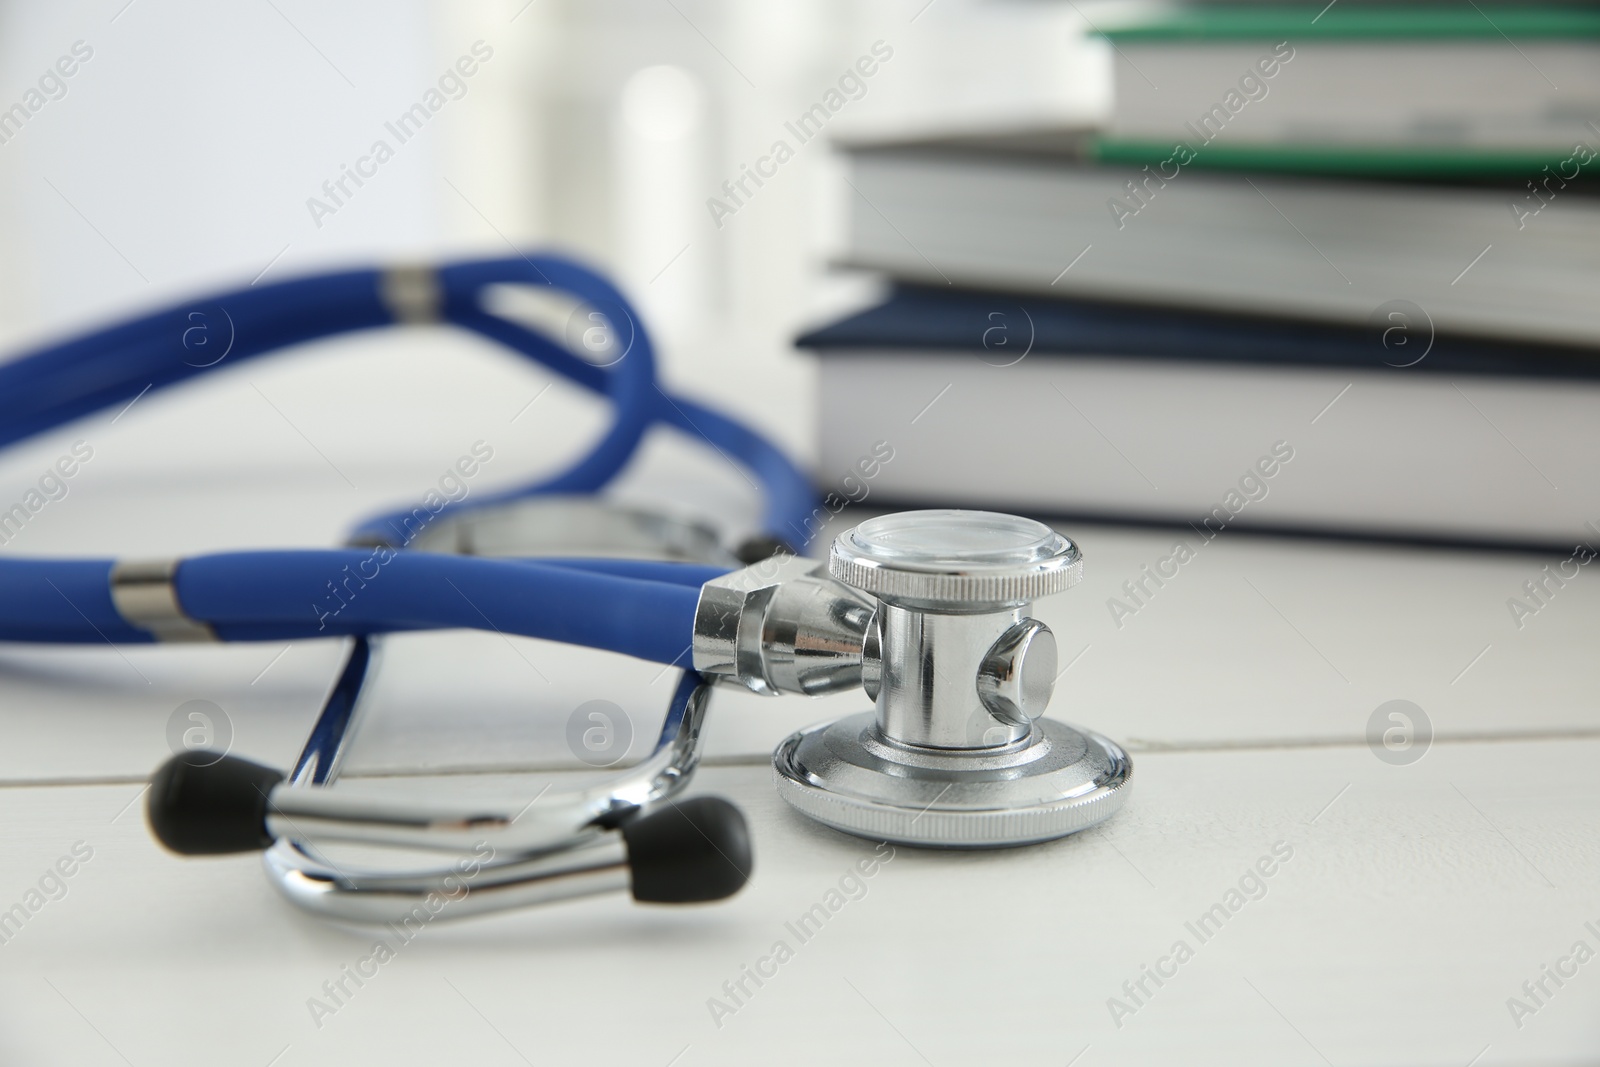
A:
[0,254,1130,925]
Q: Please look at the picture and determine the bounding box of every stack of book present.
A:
[801,4,1600,551]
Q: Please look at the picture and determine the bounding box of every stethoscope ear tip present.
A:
[620,796,752,904]
[146,752,285,856]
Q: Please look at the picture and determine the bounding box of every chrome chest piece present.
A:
[694,509,1131,849]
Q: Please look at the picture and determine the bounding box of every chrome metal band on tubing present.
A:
[109,559,218,643]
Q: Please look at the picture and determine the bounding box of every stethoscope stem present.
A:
[263,788,756,924]
[147,747,750,920]
[265,785,611,856]
[144,664,733,924]
[264,835,634,926]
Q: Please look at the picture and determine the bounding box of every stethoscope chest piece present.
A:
[771,511,1131,848]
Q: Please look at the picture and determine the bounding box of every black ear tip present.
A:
[146,753,285,856]
[621,796,753,904]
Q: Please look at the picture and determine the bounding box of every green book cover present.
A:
[1091,136,1595,182]
[1098,5,1600,41]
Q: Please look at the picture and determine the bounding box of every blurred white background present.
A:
[0,0,1112,505]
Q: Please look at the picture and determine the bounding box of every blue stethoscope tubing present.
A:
[0,254,816,664]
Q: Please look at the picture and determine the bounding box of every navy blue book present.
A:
[799,285,1600,551]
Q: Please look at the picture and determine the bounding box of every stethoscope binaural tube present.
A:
[0,552,717,663]
[0,254,816,650]
[0,254,818,549]
[0,257,653,496]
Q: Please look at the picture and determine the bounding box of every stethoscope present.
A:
[0,254,1130,924]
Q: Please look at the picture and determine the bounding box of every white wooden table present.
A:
[0,351,1595,1065]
